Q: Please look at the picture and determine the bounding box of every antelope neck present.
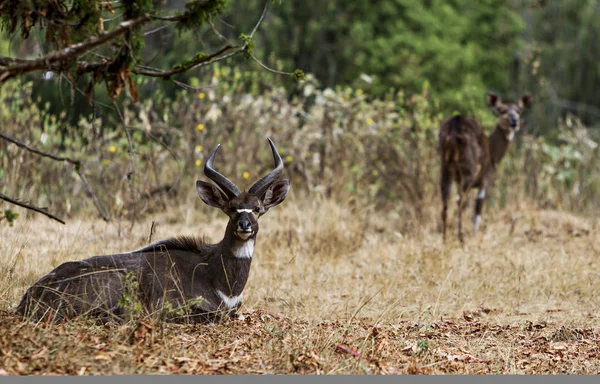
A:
[220,224,256,259]
[488,124,511,167]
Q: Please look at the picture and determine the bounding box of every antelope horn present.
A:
[248,138,284,197]
[204,144,241,199]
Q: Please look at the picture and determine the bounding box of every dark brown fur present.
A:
[438,92,533,242]
[16,139,290,323]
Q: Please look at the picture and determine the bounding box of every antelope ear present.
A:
[486,92,501,108]
[261,179,290,213]
[518,93,534,109]
[196,180,228,209]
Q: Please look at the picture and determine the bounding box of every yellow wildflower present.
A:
[242,171,250,180]
[196,145,204,152]
[366,118,374,125]
[195,159,202,168]
[197,123,205,131]
[285,155,293,163]
[356,89,364,96]
[109,145,117,153]
[198,92,206,99]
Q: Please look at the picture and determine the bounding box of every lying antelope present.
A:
[16,138,290,323]
[438,92,533,242]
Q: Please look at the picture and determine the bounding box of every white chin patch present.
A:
[216,290,243,310]
[506,131,515,141]
[236,231,253,240]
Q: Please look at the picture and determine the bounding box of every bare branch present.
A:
[0,132,81,165]
[250,53,294,76]
[0,56,28,66]
[143,24,170,37]
[0,15,151,82]
[133,0,270,79]
[131,44,235,77]
[172,79,220,91]
[208,20,227,42]
[0,132,110,222]
[249,0,270,40]
[76,172,111,222]
[150,14,187,22]
[0,193,65,225]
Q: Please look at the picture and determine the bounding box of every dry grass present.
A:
[1,195,600,375]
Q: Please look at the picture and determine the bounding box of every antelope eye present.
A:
[253,206,260,213]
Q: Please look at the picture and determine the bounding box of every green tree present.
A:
[224,0,524,108]
[0,0,302,223]
[519,0,600,129]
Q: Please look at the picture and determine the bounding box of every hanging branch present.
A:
[0,0,303,226]
[131,44,236,78]
[0,16,151,82]
[0,193,65,225]
[0,132,110,222]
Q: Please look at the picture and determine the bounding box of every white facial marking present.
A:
[477,189,486,200]
[233,239,254,259]
[236,231,253,240]
[236,209,253,213]
[216,290,243,310]
[473,215,481,234]
[506,131,515,141]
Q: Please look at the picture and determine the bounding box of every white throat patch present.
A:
[236,209,253,213]
[216,290,243,310]
[232,239,255,259]
[506,131,515,141]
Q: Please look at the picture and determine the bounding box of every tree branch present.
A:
[0,132,110,222]
[131,44,235,77]
[250,53,295,76]
[132,0,270,78]
[0,132,81,165]
[249,0,270,40]
[0,193,65,225]
[0,15,151,82]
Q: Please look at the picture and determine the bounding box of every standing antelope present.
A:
[17,138,290,323]
[438,92,533,242]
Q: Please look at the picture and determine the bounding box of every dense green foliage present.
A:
[0,0,599,223]
[225,0,524,108]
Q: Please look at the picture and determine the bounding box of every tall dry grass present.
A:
[1,77,600,374]
[2,193,599,325]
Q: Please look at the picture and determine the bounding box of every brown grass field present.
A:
[1,196,599,375]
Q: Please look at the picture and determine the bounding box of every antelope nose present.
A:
[510,117,518,126]
[238,219,251,232]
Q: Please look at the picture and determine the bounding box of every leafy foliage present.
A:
[0,73,598,225]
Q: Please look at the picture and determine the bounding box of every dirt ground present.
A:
[1,199,599,374]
